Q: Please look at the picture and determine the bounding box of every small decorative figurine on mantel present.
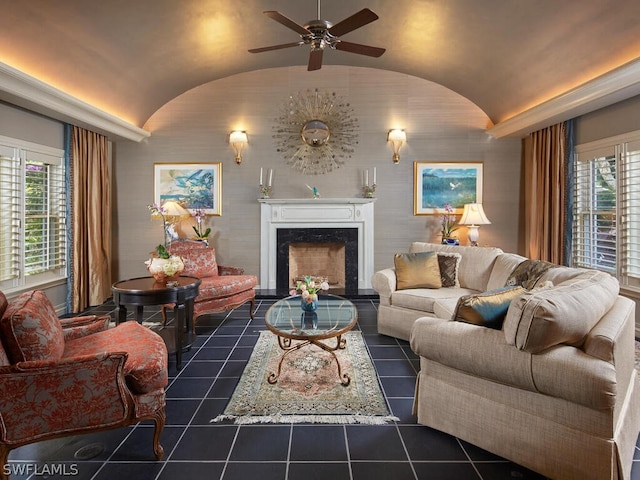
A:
[306,184,320,199]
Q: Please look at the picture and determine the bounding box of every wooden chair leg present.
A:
[249,298,256,319]
[151,407,166,460]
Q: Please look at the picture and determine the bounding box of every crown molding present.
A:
[0,62,150,142]
[487,58,640,138]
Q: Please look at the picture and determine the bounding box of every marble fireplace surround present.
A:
[259,198,375,291]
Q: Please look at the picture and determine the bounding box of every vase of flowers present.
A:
[440,203,459,245]
[289,276,330,312]
[146,203,185,284]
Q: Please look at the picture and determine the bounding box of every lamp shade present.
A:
[161,200,190,217]
[387,129,406,142]
[459,203,491,226]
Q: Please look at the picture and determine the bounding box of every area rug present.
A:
[211,331,399,425]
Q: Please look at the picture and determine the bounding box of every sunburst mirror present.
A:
[273,89,359,175]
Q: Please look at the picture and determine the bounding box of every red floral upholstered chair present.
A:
[164,241,257,331]
[0,290,168,479]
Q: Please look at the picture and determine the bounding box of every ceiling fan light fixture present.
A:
[249,3,385,71]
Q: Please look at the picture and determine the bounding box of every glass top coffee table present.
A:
[264,294,358,386]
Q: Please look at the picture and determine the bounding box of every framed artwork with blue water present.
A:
[414,162,482,215]
[154,163,222,215]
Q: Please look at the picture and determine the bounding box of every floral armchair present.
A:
[164,240,258,331]
[0,290,168,479]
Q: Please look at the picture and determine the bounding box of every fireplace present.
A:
[276,228,358,292]
[259,198,375,292]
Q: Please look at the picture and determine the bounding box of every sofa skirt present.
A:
[413,359,640,480]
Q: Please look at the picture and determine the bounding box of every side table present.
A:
[111,276,201,369]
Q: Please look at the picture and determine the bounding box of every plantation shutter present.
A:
[23,150,66,276]
[620,140,640,289]
[0,145,20,282]
[572,145,618,273]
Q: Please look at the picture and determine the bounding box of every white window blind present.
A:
[573,146,617,274]
[0,137,66,292]
[573,133,640,292]
[23,150,66,276]
[0,146,20,282]
[620,140,640,289]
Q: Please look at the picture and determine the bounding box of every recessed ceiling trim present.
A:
[0,62,150,142]
[487,58,640,138]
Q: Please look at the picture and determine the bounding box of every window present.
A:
[0,136,67,293]
[573,132,640,291]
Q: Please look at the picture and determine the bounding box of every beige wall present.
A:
[113,66,522,284]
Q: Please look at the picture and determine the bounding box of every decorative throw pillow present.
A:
[453,285,526,330]
[437,252,461,287]
[506,259,558,290]
[0,290,65,363]
[394,251,442,290]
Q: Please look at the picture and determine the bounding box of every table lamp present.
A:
[459,203,491,246]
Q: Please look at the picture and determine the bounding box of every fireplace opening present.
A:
[276,228,358,293]
[289,242,346,289]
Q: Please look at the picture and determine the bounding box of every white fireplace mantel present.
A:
[259,198,375,290]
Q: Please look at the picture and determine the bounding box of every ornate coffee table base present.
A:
[267,335,351,386]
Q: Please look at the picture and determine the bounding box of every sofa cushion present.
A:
[0,290,65,363]
[438,252,461,287]
[168,241,218,278]
[394,252,442,290]
[486,253,527,290]
[453,286,526,330]
[64,321,168,394]
[197,275,258,299]
[409,243,503,291]
[504,271,620,353]
[393,287,478,313]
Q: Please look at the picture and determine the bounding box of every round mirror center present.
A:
[301,120,330,147]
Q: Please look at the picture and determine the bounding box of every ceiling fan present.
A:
[248,1,386,71]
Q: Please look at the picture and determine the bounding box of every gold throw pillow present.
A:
[394,252,442,290]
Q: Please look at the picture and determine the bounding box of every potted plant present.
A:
[145,203,185,283]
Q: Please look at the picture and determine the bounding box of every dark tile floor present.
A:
[6,298,640,480]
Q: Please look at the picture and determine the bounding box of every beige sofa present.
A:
[372,242,640,480]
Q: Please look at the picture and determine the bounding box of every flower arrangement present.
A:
[440,203,459,239]
[191,208,211,240]
[148,203,171,257]
[146,203,185,282]
[289,276,330,298]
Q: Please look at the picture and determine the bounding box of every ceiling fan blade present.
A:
[248,41,304,54]
[308,49,323,71]
[263,11,309,36]
[335,41,386,58]
[328,8,379,37]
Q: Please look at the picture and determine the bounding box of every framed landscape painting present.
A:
[414,162,483,215]
[154,163,222,215]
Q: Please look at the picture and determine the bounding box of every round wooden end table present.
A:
[111,276,201,369]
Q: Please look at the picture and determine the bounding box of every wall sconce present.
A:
[229,131,248,164]
[387,129,406,164]
[459,203,491,246]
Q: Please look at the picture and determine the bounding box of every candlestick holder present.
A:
[362,184,376,198]
[260,185,272,199]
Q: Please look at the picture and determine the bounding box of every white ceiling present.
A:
[2,0,640,140]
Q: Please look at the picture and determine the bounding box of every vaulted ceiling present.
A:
[2,0,640,140]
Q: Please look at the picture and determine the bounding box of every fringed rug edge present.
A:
[210,413,400,425]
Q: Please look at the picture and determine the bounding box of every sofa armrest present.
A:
[371,268,397,306]
[61,314,111,342]
[0,352,131,444]
[219,265,245,275]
